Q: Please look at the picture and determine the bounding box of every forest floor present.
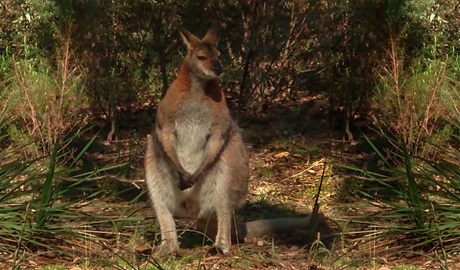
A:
[8,93,460,270]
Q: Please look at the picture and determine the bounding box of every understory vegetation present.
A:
[0,0,459,269]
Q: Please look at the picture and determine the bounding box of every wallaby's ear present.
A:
[202,21,220,46]
[179,28,201,52]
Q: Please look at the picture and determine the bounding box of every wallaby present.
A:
[144,23,318,256]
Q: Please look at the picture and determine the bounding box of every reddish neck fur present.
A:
[176,55,193,88]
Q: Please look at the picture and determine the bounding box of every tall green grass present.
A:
[341,133,459,269]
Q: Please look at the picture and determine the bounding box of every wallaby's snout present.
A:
[212,59,223,77]
[190,47,222,79]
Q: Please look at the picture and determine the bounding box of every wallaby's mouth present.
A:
[213,71,224,78]
[202,69,223,79]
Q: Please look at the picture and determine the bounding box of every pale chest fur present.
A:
[174,93,212,175]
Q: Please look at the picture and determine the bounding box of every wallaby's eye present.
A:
[197,55,207,60]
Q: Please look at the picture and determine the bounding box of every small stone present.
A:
[257,240,264,247]
[290,246,300,251]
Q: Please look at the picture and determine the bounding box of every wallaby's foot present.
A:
[153,240,180,257]
[207,245,227,256]
[214,238,230,255]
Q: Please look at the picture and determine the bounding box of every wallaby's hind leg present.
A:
[145,135,180,256]
[197,211,232,254]
[153,205,180,256]
[197,213,247,245]
[197,212,232,254]
[214,207,232,253]
[197,128,248,254]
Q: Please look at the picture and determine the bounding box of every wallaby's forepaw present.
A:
[153,241,180,257]
[178,170,195,190]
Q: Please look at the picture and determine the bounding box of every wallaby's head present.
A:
[179,23,223,80]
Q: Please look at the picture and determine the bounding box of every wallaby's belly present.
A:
[175,101,212,175]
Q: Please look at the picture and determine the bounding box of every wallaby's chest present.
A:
[174,96,213,174]
[175,97,212,129]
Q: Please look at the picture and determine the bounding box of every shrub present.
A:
[0,0,56,56]
[2,35,86,159]
[375,40,458,157]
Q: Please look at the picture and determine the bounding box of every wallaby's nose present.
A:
[212,60,223,76]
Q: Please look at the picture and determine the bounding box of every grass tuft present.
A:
[342,134,460,268]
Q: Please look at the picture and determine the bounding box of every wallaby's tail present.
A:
[235,215,322,242]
